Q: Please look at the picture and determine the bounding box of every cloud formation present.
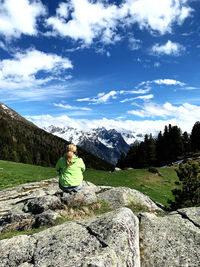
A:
[120,94,154,103]
[151,40,185,56]
[128,102,200,121]
[46,0,192,45]
[0,0,46,39]
[53,103,91,111]
[77,90,118,104]
[0,48,73,89]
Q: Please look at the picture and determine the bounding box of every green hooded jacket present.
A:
[56,156,85,187]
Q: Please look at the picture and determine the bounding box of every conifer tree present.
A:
[191,121,200,151]
[169,161,200,209]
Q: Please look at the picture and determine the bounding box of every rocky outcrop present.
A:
[0,178,200,266]
[0,208,140,267]
[0,180,99,232]
[97,187,162,210]
[140,207,200,266]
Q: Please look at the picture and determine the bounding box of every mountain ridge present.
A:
[44,125,141,164]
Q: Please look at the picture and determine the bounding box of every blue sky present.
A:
[0,0,200,135]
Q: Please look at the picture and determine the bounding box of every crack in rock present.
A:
[76,222,108,248]
[176,210,200,228]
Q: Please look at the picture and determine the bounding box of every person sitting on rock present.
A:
[56,144,85,193]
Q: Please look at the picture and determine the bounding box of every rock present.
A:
[97,187,162,211]
[61,186,97,206]
[177,207,200,227]
[34,209,61,227]
[140,208,200,266]
[2,218,35,232]
[0,178,59,218]
[23,195,64,214]
[114,167,121,171]
[0,208,140,267]
[33,207,140,267]
[0,235,36,266]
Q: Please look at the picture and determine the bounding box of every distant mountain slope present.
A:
[44,126,132,164]
[0,102,114,171]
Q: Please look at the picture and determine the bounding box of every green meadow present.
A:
[0,160,178,207]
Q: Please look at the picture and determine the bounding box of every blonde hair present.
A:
[64,144,77,166]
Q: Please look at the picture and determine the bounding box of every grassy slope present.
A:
[0,160,178,207]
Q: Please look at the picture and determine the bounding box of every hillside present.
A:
[0,103,114,171]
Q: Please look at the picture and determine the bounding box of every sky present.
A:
[0,0,200,135]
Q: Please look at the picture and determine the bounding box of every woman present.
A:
[56,144,85,193]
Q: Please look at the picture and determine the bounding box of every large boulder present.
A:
[0,208,140,267]
[140,207,200,266]
[97,187,162,211]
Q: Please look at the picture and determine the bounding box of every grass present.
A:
[0,160,57,190]
[84,168,178,207]
[0,160,179,207]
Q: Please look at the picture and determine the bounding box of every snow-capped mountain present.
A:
[44,125,144,164]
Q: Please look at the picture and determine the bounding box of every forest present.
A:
[117,121,200,169]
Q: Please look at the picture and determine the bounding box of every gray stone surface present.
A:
[0,208,140,267]
[97,187,162,210]
[0,235,36,266]
[23,195,64,214]
[34,209,61,227]
[177,207,200,227]
[140,209,200,267]
[61,186,97,206]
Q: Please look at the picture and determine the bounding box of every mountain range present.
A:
[0,102,113,170]
[44,125,144,164]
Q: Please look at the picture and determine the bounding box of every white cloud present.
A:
[128,36,142,50]
[137,78,186,89]
[0,0,46,39]
[53,103,91,111]
[121,94,154,103]
[154,79,185,86]
[151,40,185,56]
[126,0,192,34]
[184,86,199,90]
[120,88,150,94]
[46,0,122,45]
[127,102,200,123]
[46,0,192,45]
[77,90,117,104]
[0,48,73,89]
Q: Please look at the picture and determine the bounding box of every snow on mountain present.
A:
[44,125,144,164]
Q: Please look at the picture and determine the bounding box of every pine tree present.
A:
[182,131,191,155]
[116,152,126,169]
[169,161,200,209]
[191,121,200,151]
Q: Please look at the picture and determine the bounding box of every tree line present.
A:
[117,121,200,169]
